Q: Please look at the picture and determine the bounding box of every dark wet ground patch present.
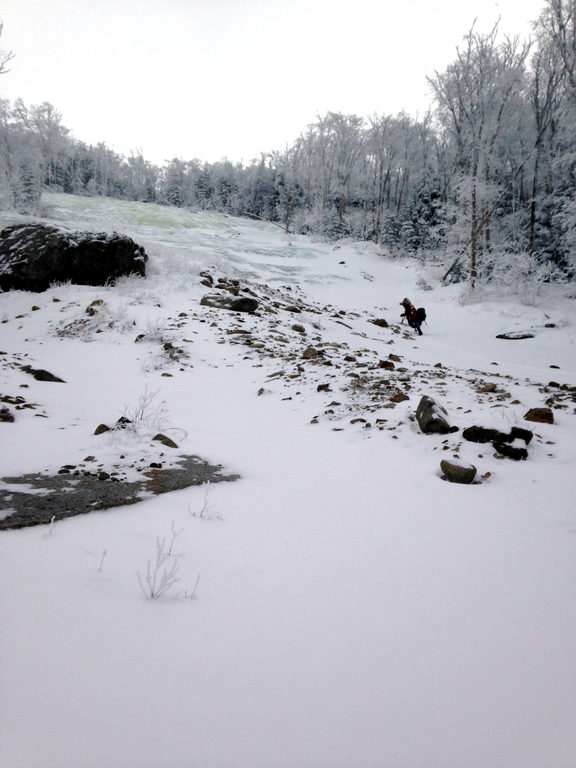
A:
[0,455,239,530]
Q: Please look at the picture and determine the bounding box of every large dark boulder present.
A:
[0,223,148,292]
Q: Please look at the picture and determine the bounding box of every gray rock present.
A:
[416,395,456,434]
[0,223,148,292]
[440,459,477,484]
[200,294,258,313]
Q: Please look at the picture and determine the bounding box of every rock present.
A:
[416,395,455,434]
[302,346,320,359]
[152,433,179,449]
[94,424,111,435]
[509,426,533,445]
[462,426,504,443]
[477,383,497,393]
[493,442,528,461]
[292,324,306,334]
[378,360,395,370]
[200,294,258,313]
[0,223,147,292]
[524,407,554,424]
[390,393,409,403]
[21,365,66,383]
[496,332,535,340]
[0,407,15,422]
[463,425,533,445]
[440,459,477,484]
[369,318,389,328]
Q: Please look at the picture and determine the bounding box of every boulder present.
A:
[440,459,477,484]
[416,395,456,434]
[200,294,258,313]
[462,425,505,443]
[0,223,148,292]
[463,424,532,460]
[493,442,528,461]
[524,407,554,424]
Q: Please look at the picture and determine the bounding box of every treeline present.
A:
[1,0,575,285]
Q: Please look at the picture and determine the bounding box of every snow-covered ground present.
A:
[1,193,575,768]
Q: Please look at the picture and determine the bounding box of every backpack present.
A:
[416,307,426,323]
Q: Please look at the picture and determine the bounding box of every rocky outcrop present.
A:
[200,294,258,313]
[416,395,456,434]
[440,459,477,484]
[0,223,147,292]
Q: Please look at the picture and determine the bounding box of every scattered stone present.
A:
[440,459,477,484]
[292,324,306,334]
[317,383,331,392]
[524,407,554,424]
[369,318,389,328]
[390,393,410,403]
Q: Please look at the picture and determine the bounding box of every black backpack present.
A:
[416,307,426,323]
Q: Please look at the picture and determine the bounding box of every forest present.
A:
[1,0,575,288]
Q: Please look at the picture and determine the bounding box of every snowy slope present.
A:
[1,193,575,768]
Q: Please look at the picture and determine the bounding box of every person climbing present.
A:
[400,297,424,335]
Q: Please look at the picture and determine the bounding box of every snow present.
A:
[1,193,575,768]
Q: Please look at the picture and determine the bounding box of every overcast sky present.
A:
[1,0,546,165]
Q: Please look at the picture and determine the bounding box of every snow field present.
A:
[1,193,575,768]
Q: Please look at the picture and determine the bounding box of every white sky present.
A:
[1,0,546,165]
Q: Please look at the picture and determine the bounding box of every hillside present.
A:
[1,193,575,768]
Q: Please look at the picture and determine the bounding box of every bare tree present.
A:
[0,22,15,75]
